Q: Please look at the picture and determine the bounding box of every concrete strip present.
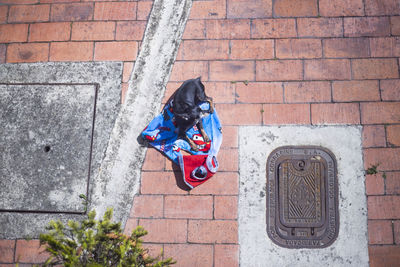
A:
[89,0,193,223]
[238,126,368,266]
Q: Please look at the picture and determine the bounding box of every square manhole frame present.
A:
[238,126,368,266]
[0,62,123,239]
[0,82,98,213]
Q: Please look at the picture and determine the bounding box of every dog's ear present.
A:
[196,76,202,81]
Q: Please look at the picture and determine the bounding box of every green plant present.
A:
[79,194,88,213]
[366,164,379,175]
[38,209,175,267]
[230,80,249,85]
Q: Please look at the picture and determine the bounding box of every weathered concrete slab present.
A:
[0,62,122,238]
[239,126,368,266]
[0,84,95,212]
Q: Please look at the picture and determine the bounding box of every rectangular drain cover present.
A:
[0,83,96,213]
[266,146,339,248]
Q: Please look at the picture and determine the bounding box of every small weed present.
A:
[231,80,249,85]
[382,172,387,179]
[366,164,379,175]
[79,193,88,213]
[260,109,264,113]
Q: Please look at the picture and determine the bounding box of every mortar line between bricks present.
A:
[225,0,228,19]
[228,39,232,59]
[341,17,345,38]
[212,243,215,267]
[207,60,210,80]
[113,21,116,40]
[174,15,396,21]
[362,0,367,16]
[364,147,400,151]
[186,219,189,243]
[397,57,400,78]
[363,144,400,149]
[261,104,264,125]
[162,195,165,218]
[47,41,50,61]
[181,40,185,59]
[212,195,215,220]
[252,60,256,81]
[4,44,8,64]
[391,220,396,245]
[382,174,393,195]
[249,19,253,39]
[68,21,73,41]
[92,42,96,61]
[135,1,138,21]
[5,5,9,23]
[358,102,361,124]
[378,80,383,101]
[26,23,31,43]
[384,124,389,148]
[143,241,239,245]
[169,58,400,62]
[366,192,400,197]
[13,238,16,263]
[350,59,354,80]
[47,2,51,22]
[139,218,239,222]
[368,219,400,223]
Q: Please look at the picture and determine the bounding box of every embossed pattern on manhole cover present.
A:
[266,146,339,249]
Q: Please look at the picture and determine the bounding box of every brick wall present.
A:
[0,0,399,266]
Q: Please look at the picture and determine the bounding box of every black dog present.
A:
[171,77,213,151]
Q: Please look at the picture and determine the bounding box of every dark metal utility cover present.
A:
[0,84,96,213]
[266,146,339,249]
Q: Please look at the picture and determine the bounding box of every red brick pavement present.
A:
[0,0,399,266]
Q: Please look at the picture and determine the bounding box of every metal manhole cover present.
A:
[266,146,339,248]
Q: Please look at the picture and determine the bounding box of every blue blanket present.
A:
[142,101,222,189]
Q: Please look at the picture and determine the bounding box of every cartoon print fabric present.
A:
[141,101,222,189]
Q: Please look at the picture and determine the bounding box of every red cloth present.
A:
[179,154,218,189]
